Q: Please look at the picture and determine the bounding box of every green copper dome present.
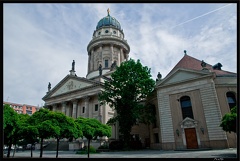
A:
[96,9,122,30]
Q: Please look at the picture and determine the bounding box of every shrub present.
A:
[98,144,109,149]
[109,140,124,150]
[76,146,97,154]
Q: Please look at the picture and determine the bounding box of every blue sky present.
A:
[3,3,237,106]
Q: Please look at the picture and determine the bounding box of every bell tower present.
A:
[86,9,130,79]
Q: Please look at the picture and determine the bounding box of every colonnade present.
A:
[88,45,129,72]
[47,96,104,123]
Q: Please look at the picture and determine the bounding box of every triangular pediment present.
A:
[43,75,101,99]
[180,117,198,128]
[157,68,212,87]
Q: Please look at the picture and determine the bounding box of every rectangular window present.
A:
[95,104,98,111]
[26,110,32,115]
[82,107,85,113]
[105,59,108,68]
[30,107,32,110]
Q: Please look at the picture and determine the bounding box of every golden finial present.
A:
[107,8,110,16]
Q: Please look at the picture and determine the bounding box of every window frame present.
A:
[226,92,236,110]
[180,96,194,119]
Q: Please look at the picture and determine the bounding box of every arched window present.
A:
[226,92,236,110]
[180,96,194,119]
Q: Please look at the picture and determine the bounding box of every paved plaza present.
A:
[3,148,237,158]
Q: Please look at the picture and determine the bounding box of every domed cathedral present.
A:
[42,9,237,151]
[86,8,130,80]
[42,9,129,149]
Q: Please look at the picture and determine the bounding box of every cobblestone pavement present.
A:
[3,148,237,159]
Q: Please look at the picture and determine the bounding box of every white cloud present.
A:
[3,3,237,106]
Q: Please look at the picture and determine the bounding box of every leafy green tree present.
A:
[220,106,237,133]
[29,108,60,158]
[3,104,18,157]
[48,111,83,158]
[75,117,111,158]
[12,114,31,157]
[18,124,39,157]
[99,59,155,148]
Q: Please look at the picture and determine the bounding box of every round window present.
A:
[98,32,101,35]
[105,30,109,33]
[113,31,116,34]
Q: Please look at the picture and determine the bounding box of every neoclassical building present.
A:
[42,9,129,140]
[42,10,237,150]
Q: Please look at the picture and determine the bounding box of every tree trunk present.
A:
[40,138,43,158]
[7,142,12,158]
[56,138,59,158]
[88,139,90,158]
[31,144,33,158]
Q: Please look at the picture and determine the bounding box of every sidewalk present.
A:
[3,148,237,158]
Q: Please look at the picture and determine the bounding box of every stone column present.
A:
[91,49,94,71]
[118,52,120,66]
[120,48,124,63]
[110,44,114,64]
[88,52,90,73]
[72,99,78,119]
[52,104,57,112]
[84,97,90,118]
[126,53,129,61]
[61,102,67,115]
[100,45,103,67]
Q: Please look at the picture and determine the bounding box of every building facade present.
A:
[3,101,40,115]
[42,10,237,150]
[42,10,130,139]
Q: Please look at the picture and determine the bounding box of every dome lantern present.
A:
[96,8,122,30]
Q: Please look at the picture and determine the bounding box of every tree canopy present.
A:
[47,111,83,158]
[99,58,155,147]
[29,108,60,158]
[220,106,237,133]
[75,117,111,158]
[3,104,19,157]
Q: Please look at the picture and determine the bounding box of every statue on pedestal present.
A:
[48,82,51,91]
[72,60,75,71]
[110,60,117,71]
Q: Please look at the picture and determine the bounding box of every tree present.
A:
[17,114,39,158]
[48,111,83,158]
[75,117,111,158]
[3,104,19,157]
[99,59,155,148]
[220,106,237,133]
[12,114,32,157]
[29,108,60,158]
[19,126,38,157]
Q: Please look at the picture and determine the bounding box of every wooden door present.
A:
[185,128,198,149]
